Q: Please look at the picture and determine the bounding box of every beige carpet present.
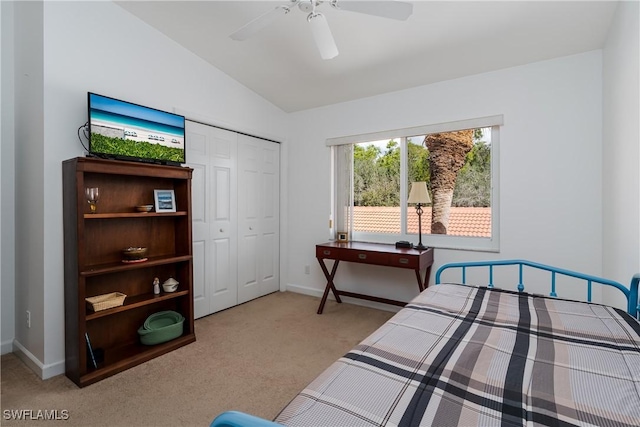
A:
[1,291,394,427]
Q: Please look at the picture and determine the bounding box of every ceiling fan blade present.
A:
[230,4,291,41]
[332,1,413,21]
[308,13,339,60]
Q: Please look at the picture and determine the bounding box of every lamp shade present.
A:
[407,182,431,204]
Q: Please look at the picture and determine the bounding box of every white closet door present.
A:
[237,135,280,304]
[187,121,238,318]
[258,138,280,295]
[186,122,209,318]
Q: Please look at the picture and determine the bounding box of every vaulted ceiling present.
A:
[116,1,618,112]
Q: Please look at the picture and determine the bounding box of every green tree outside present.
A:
[353,132,490,208]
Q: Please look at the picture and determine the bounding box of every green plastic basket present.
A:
[138,310,185,345]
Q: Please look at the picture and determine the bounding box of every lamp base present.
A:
[414,244,429,251]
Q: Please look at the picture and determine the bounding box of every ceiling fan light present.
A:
[308,13,339,60]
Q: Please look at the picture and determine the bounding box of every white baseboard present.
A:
[285,283,400,313]
[12,340,65,380]
[1,339,14,355]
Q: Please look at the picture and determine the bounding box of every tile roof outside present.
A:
[352,206,491,237]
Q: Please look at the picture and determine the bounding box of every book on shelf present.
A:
[85,332,97,369]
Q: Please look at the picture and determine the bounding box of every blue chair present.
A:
[210,411,282,427]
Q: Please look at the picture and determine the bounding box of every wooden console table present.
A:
[316,241,434,314]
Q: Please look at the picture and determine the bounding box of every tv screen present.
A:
[88,92,186,165]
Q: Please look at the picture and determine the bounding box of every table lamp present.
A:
[407,182,431,250]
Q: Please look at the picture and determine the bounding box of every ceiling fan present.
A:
[229,0,413,60]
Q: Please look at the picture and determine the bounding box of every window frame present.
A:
[328,116,502,252]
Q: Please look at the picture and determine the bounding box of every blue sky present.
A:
[89,93,184,128]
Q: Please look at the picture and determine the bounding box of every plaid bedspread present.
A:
[275,284,640,426]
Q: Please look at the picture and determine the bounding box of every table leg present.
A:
[317,258,341,314]
[415,265,433,292]
[415,269,424,292]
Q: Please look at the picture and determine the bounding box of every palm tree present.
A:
[424,130,474,234]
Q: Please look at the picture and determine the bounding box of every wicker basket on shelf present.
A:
[86,292,126,312]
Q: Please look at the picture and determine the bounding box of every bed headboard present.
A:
[435,259,640,318]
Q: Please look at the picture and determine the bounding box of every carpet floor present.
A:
[1,291,394,427]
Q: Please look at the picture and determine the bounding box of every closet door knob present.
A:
[219,228,224,233]
[249,226,253,231]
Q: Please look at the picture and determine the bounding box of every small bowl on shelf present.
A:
[135,205,154,213]
[162,277,179,293]
[122,247,148,261]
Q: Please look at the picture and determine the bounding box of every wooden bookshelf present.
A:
[63,157,196,387]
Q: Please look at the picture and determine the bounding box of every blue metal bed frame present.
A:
[210,260,640,427]
[435,259,640,319]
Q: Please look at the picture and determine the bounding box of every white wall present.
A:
[12,1,46,375]
[287,51,605,307]
[6,1,289,378]
[602,1,640,310]
[0,0,16,355]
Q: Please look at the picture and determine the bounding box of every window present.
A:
[329,116,502,251]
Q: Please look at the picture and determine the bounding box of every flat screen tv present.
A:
[88,92,185,165]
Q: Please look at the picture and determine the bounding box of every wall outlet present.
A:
[304,265,310,275]
[26,310,31,328]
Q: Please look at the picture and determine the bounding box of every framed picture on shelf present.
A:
[154,189,176,213]
[336,231,349,243]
